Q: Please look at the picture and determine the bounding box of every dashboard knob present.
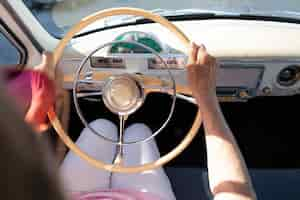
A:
[262,87,272,95]
[239,90,249,98]
[277,65,300,87]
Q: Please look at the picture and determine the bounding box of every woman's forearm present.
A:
[197,96,256,200]
[185,42,256,199]
[25,103,45,124]
[25,102,49,133]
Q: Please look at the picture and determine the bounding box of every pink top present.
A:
[2,69,55,127]
[71,189,162,200]
[4,69,32,112]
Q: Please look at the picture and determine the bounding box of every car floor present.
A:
[166,167,300,200]
[65,92,300,199]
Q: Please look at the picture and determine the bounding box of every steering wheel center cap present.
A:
[102,74,144,116]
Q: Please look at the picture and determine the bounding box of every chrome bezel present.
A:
[102,74,145,116]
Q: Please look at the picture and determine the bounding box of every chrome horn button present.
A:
[102,74,144,116]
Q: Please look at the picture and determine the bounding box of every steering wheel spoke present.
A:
[136,74,175,94]
[113,115,127,165]
[77,79,105,89]
[78,79,105,85]
[143,84,173,94]
[76,78,106,97]
[76,91,103,98]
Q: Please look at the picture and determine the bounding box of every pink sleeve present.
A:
[4,69,32,113]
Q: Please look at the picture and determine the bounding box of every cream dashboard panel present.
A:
[58,19,300,100]
[61,19,300,58]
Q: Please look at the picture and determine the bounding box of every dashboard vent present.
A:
[148,56,186,69]
[90,57,125,68]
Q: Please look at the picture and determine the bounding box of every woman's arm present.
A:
[25,53,56,133]
[187,43,257,200]
[25,70,55,133]
[199,95,256,200]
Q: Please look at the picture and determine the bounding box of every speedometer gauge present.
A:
[109,31,164,54]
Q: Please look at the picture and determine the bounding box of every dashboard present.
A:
[58,19,300,102]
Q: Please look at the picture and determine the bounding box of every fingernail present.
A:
[192,42,197,48]
[190,42,195,48]
[199,44,206,50]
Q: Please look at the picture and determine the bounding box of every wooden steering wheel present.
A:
[48,7,202,173]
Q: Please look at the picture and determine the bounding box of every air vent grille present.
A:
[90,57,125,68]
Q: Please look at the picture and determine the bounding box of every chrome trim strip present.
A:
[2,0,43,53]
[0,19,27,65]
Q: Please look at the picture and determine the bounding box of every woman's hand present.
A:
[35,52,56,80]
[25,70,55,133]
[186,42,218,104]
[25,53,56,133]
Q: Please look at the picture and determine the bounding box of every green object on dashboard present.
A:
[110,31,163,53]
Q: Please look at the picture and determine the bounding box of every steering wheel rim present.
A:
[49,7,202,173]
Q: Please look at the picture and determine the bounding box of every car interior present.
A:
[1,0,300,199]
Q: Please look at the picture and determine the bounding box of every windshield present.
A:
[24,0,300,38]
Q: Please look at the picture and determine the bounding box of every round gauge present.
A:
[110,31,164,54]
